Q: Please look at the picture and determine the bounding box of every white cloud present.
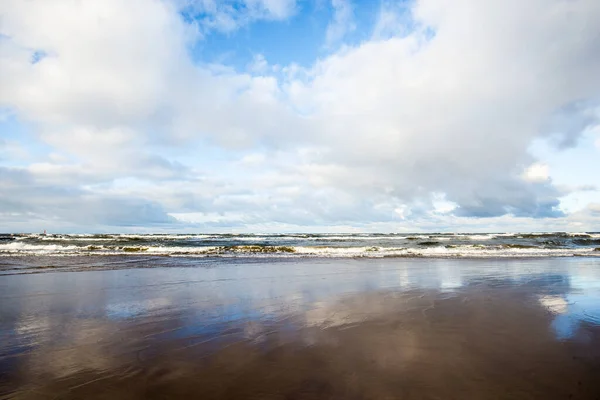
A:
[522,163,550,183]
[1,0,600,231]
[287,0,600,218]
[247,54,269,75]
[0,0,192,131]
[0,139,29,162]
[255,0,297,19]
[538,295,568,314]
[324,0,355,47]
[372,1,414,40]
[238,153,267,167]
[179,0,297,34]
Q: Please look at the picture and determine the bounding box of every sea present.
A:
[1,232,599,271]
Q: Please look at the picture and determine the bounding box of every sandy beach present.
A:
[1,257,600,399]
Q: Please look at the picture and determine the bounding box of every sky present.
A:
[1,0,600,234]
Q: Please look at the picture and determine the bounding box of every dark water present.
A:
[1,257,600,399]
[2,232,600,259]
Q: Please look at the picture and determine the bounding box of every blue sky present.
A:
[1,0,600,233]
[185,0,383,65]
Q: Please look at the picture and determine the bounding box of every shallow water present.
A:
[1,257,599,399]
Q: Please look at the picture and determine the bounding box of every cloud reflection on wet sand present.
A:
[1,258,600,399]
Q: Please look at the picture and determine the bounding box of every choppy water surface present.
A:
[1,232,600,259]
[0,257,599,399]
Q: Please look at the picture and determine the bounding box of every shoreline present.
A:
[1,254,600,276]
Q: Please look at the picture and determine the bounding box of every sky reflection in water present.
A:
[1,258,599,350]
[1,257,600,399]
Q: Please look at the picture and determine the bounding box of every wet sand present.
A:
[1,257,600,399]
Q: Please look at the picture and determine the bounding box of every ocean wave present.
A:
[453,234,497,241]
[0,242,83,254]
[19,234,215,242]
[2,242,599,258]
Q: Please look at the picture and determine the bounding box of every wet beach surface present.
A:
[1,257,600,399]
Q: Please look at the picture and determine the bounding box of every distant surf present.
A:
[1,232,599,258]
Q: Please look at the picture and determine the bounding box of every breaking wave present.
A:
[0,232,599,258]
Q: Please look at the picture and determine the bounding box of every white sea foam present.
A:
[305,235,412,241]
[117,234,213,240]
[0,242,82,254]
[451,234,496,241]
[35,237,114,242]
[143,246,220,255]
[2,236,599,258]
